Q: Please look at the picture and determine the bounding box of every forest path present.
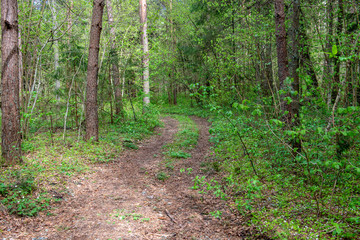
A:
[3,117,245,240]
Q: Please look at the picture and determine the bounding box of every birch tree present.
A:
[140,0,150,107]
[50,0,60,101]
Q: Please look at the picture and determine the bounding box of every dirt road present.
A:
[1,117,249,240]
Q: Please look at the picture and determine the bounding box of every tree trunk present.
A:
[68,0,73,41]
[170,0,177,105]
[257,3,274,98]
[85,0,104,141]
[106,0,123,117]
[51,0,60,101]
[1,0,22,164]
[261,37,274,97]
[332,0,344,102]
[18,10,23,112]
[140,0,150,108]
[289,0,300,117]
[357,61,360,105]
[274,0,292,125]
[325,0,334,107]
[289,0,301,153]
[173,85,177,105]
[299,10,318,88]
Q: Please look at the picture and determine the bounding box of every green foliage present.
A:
[1,103,160,217]
[210,210,222,219]
[156,171,170,181]
[166,150,191,159]
[206,101,360,238]
[0,168,50,216]
[4,0,360,238]
[123,140,139,150]
[163,100,360,238]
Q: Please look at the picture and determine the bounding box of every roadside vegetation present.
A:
[1,0,359,239]
[159,96,360,239]
[0,103,160,217]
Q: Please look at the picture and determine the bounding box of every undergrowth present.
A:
[160,96,360,239]
[0,104,160,216]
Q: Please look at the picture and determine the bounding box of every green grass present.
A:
[156,114,199,181]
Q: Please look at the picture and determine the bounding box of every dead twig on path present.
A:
[165,209,177,223]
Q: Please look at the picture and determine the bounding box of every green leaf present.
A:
[332,44,338,56]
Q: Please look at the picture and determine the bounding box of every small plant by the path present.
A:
[157,114,199,180]
[122,139,139,150]
[168,150,191,159]
[0,110,160,217]
[110,208,149,222]
[156,171,169,181]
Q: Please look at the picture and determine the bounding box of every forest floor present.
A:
[1,117,257,240]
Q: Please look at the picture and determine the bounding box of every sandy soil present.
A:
[1,117,258,240]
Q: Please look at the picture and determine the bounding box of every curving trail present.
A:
[1,117,248,240]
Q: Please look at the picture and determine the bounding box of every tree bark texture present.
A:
[106,0,123,116]
[257,3,274,97]
[299,11,318,88]
[170,0,177,105]
[140,0,150,107]
[289,0,302,152]
[260,36,274,97]
[51,0,60,101]
[289,0,300,118]
[1,0,22,163]
[85,0,104,141]
[274,0,292,125]
[332,0,344,102]
[325,0,334,107]
[67,0,73,43]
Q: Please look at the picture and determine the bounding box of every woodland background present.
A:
[0,0,360,238]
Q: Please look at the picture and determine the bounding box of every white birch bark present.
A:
[50,0,60,100]
[140,0,150,106]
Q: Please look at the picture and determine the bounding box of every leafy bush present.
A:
[162,100,360,238]
[0,169,50,216]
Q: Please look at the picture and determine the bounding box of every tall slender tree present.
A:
[50,0,60,101]
[274,0,292,125]
[170,0,177,105]
[325,0,334,107]
[1,0,22,163]
[106,0,124,117]
[289,0,301,152]
[299,10,318,88]
[140,0,150,108]
[85,0,105,141]
[332,0,344,102]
